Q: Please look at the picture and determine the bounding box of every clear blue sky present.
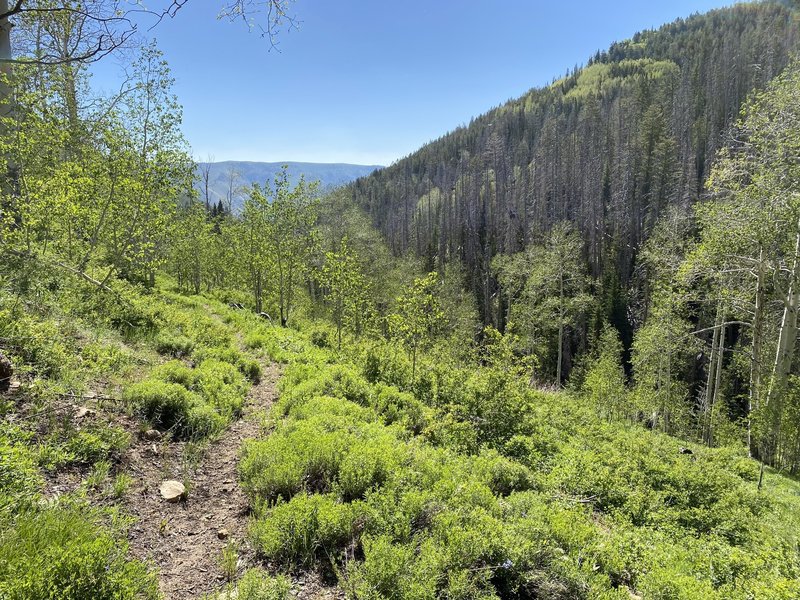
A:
[92,0,732,166]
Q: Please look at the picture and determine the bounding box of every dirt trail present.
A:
[124,363,280,599]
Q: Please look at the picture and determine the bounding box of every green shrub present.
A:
[152,359,198,388]
[250,493,366,565]
[472,449,535,496]
[362,345,411,388]
[244,332,269,350]
[240,421,353,501]
[195,359,247,418]
[124,380,198,434]
[337,437,406,501]
[80,342,131,375]
[345,535,424,600]
[187,403,226,438]
[370,383,428,433]
[193,344,242,366]
[0,308,71,378]
[238,356,262,382]
[176,314,232,348]
[155,332,195,357]
[281,364,371,408]
[0,429,42,513]
[0,506,159,600]
[286,395,374,423]
[195,344,261,381]
[310,327,332,349]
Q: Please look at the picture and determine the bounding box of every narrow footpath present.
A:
[124,363,280,599]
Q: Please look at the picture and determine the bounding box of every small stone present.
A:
[75,406,94,419]
[159,480,186,502]
[217,528,230,540]
[143,429,162,441]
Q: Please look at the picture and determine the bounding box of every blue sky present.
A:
[92,0,731,166]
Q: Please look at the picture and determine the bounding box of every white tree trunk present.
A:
[766,214,800,464]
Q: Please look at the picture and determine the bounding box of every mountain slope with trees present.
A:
[349,2,798,337]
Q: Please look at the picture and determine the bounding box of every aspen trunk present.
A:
[709,319,725,446]
[557,270,564,386]
[703,305,722,444]
[765,214,800,465]
[749,248,766,458]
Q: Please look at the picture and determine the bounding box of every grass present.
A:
[219,539,240,582]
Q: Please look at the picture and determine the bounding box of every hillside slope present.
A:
[349,2,798,327]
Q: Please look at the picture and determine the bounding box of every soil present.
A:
[122,362,344,599]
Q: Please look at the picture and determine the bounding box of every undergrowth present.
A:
[236,316,800,600]
[0,275,262,596]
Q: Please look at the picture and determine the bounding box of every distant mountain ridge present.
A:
[195,161,382,211]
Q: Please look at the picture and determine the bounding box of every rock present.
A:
[159,480,186,503]
[143,429,162,441]
[75,406,95,419]
[217,528,230,540]
[0,352,12,392]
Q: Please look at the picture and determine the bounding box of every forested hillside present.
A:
[350,2,797,333]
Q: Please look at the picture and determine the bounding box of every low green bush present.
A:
[370,383,428,433]
[472,449,536,496]
[250,493,366,566]
[186,403,226,438]
[310,327,332,349]
[240,420,353,501]
[194,344,262,382]
[244,331,269,350]
[124,380,199,435]
[152,359,198,387]
[80,341,131,375]
[195,359,248,418]
[155,332,195,357]
[361,345,412,388]
[337,436,407,501]
[286,395,374,423]
[0,428,42,514]
[279,364,371,408]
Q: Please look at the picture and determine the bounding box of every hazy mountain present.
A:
[195,161,382,212]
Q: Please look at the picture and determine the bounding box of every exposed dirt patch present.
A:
[122,363,280,599]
